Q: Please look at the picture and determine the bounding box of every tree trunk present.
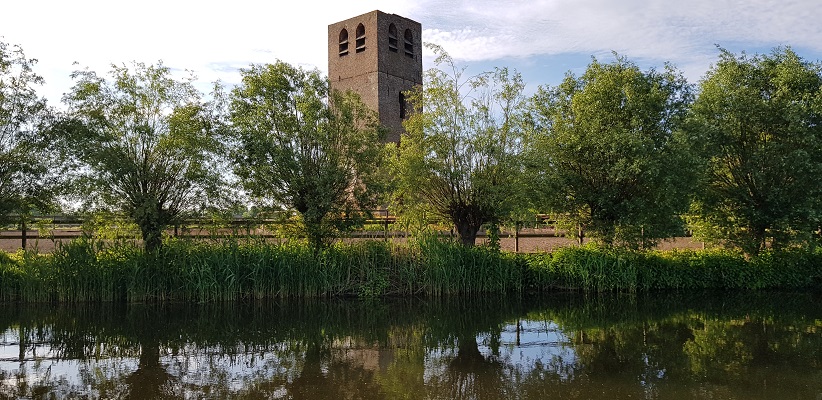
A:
[748,225,768,256]
[456,222,481,247]
[303,213,328,252]
[21,217,27,251]
[141,225,163,254]
[135,201,165,253]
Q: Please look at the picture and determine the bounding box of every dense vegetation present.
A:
[688,49,822,255]
[524,56,695,248]
[391,45,528,247]
[1,238,820,302]
[0,41,60,227]
[60,62,229,253]
[2,40,822,299]
[226,62,386,250]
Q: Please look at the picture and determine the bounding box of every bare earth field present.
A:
[1,228,705,254]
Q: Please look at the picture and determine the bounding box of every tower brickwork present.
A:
[328,10,422,143]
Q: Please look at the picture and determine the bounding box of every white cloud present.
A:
[4,0,415,104]
[3,0,822,105]
[414,0,822,65]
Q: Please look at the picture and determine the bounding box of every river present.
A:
[1,291,820,399]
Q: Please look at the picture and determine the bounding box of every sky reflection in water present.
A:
[1,292,821,399]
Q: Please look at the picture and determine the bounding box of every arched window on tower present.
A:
[399,92,407,120]
[404,29,414,58]
[339,29,349,56]
[355,23,366,53]
[388,23,398,53]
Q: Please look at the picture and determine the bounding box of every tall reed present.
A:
[526,244,822,292]
[413,234,524,295]
[2,238,819,303]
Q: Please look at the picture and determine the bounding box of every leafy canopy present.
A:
[687,47,822,255]
[524,55,695,248]
[62,61,227,252]
[0,40,58,224]
[228,61,386,250]
[391,44,528,247]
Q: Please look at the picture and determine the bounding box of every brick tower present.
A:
[328,10,423,143]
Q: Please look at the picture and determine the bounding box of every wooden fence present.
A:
[2,213,559,252]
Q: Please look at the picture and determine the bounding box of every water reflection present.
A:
[1,292,821,399]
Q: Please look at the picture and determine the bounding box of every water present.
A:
[1,291,820,399]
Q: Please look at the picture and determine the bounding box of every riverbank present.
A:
[1,237,820,302]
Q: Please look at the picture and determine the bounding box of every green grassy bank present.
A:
[1,237,820,302]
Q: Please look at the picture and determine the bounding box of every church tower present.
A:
[328,11,423,143]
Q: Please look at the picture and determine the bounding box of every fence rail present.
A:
[2,213,559,252]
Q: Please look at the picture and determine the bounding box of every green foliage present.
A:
[412,233,524,295]
[0,40,59,224]
[60,61,229,253]
[0,235,528,302]
[526,245,822,292]
[687,47,822,255]
[0,251,21,301]
[391,44,528,247]
[227,61,387,250]
[3,236,820,302]
[525,55,695,249]
[80,210,141,244]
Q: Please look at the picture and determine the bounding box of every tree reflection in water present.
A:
[122,307,178,399]
[0,291,820,399]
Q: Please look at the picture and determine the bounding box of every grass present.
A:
[525,244,822,292]
[1,238,820,303]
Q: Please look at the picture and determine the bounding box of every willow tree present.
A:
[0,40,58,226]
[687,48,822,254]
[62,62,226,252]
[525,56,695,249]
[391,45,527,247]
[227,61,386,250]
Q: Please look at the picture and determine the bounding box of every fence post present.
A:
[384,209,389,241]
[514,221,520,253]
[21,217,27,251]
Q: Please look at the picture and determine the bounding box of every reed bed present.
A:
[0,236,522,302]
[1,239,819,303]
[526,244,822,291]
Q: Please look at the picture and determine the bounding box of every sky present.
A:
[4,0,822,106]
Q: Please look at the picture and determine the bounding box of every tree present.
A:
[227,61,385,250]
[525,55,694,248]
[0,40,57,226]
[687,48,822,255]
[62,62,227,253]
[391,44,527,247]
